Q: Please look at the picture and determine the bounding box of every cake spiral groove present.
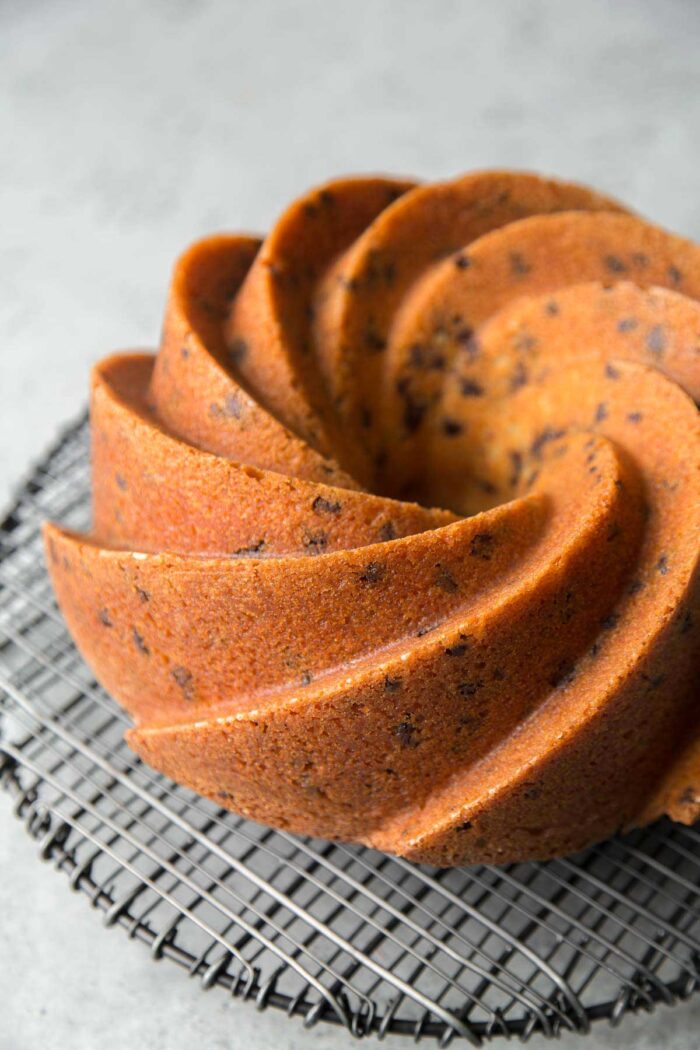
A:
[44,171,700,865]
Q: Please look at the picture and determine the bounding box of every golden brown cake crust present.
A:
[44,170,700,865]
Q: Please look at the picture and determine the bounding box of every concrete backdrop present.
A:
[2,1,700,1047]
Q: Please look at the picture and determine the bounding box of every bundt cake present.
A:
[43,170,700,866]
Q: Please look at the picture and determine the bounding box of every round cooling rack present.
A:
[1,415,700,1046]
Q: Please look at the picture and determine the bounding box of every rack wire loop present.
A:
[1,413,699,1043]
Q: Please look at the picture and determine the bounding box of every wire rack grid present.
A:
[1,414,699,1046]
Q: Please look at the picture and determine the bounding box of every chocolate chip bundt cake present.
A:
[43,171,700,865]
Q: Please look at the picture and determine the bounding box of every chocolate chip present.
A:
[668,264,683,286]
[627,578,644,595]
[595,402,608,423]
[434,564,459,593]
[359,561,386,585]
[642,671,666,690]
[135,586,150,603]
[545,300,559,316]
[234,539,266,556]
[300,670,313,686]
[384,674,402,692]
[509,450,523,488]
[441,417,464,436]
[132,628,149,655]
[180,346,190,359]
[340,274,359,293]
[227,338,248,365]
[617,317,638,333]
[510,251,531,276]
[396,378,427,434]
[561,590,576,623]
[469,532,495,560]
[646,325,667,357]
[549,660,576,688]
[403,396,426,432]
[531,426,566,457]
[454,253,471,270]
[605,363,621,380]
[509,361,529,392]
[445,642,468,657]
[115,473,127,491]
[379,521,396,542]
[460,377,484,397]
[607,522,622,542]
[172,665,194,700]
[394,720,419,748]
[627,411,643,424]
[656,554,670,575]
[374,448,388,472]
[458,680,484,697]
[223,393,243,418]
[456,328,480,359]
[312,495,342,515]
[365,328,386,352]
[412,344,446,371]
[604,255,626,273]
[679,610,694,635]
[600,612,620,630]
[302,529,328,553]
[98,609,112,627]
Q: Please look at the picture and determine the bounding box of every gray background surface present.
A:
[2,1,700,1047]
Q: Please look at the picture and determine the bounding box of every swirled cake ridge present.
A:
[44,171,700,865]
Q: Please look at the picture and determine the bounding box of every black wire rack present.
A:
[1,415,700,1046]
